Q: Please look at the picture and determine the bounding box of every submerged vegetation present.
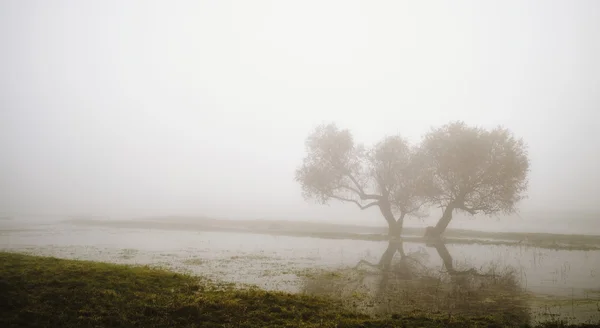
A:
[299,239,599,326]
[1,252,598,327]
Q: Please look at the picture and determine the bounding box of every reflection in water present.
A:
[3,223,599,324]
[303,239,531,325]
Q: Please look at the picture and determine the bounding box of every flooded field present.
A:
[1,219,599,325]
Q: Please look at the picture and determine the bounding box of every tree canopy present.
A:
[295,121,530,239]
[295,123,428,237]
[421,121,530,237]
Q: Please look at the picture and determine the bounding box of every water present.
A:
[1,219,599,324]
[406,211,600,236]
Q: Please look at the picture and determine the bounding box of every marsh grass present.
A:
[182,258,205,266]
[0,252,597,328]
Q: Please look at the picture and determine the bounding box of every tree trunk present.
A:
[396,212,405,237]
[388,220,403,239]
[379,200,402,239]
[424,204,455,239]
[435,204,455,232]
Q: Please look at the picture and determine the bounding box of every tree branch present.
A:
[337,177,382,201]
[347,174,365,194]
[339,184,363,195]
[360,193,383,201]
[330,195,380,210]
[406,199,431,214]
[345,174,382,200]
[457,205,477,215]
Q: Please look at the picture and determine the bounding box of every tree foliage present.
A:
[295,121,530,238]
[421,121,530,216]
[295,123,374,207]
[295,124,428,235]
[370,136,429,217]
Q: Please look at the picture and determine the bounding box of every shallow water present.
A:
[1,220,599,324]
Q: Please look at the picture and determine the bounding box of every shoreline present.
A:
[61,217,600,251]
[1,251,597,328]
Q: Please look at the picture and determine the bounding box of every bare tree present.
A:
[420,121,530,239]
[295,123,428,238]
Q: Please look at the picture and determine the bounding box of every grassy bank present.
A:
[0,252,597,327]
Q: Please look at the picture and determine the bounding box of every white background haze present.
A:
[1,0,599,231]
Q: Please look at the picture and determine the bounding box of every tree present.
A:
[295,123,428,238]
[420,121,530,239]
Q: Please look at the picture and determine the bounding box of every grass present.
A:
[182,258,205,266]
[1,252,598,327]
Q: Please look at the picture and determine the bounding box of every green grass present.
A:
[0,252,597,328]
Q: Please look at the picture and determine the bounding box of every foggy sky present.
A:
[1,0,599,226]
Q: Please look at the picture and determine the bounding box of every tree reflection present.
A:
[302,239,531,325]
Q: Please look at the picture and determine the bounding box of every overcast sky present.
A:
[1,0,599,226]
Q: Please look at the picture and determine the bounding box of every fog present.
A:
[1,0,599,227]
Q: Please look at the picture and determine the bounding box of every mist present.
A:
[1,0,599,228]
[3,2,600,327]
